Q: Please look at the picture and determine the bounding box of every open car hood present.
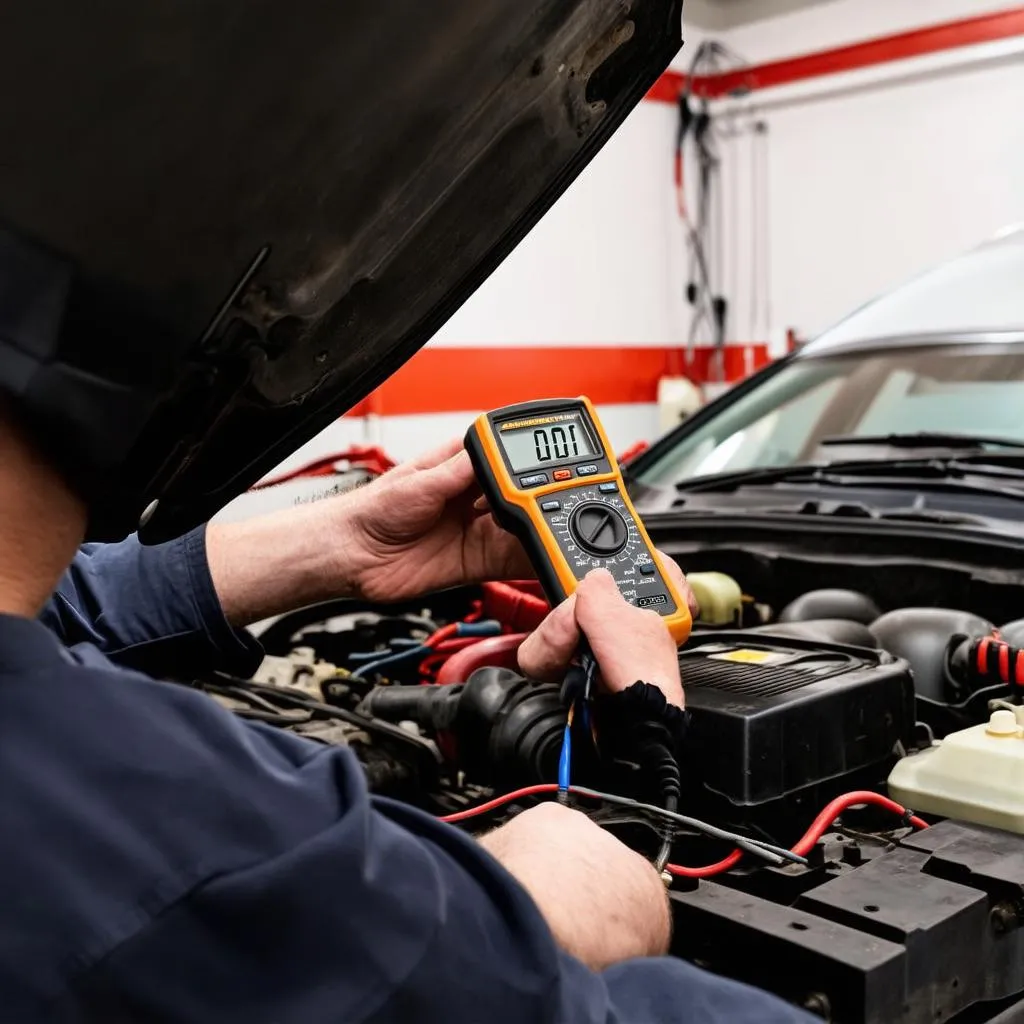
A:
[0,0,681,541]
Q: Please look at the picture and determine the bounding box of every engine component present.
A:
[947,633,1024,698]
[250,646,344,700]
[747,618,878,648]
[686,571,742,625]
[778,588,881,625]
[195,671,443,799]
[453,669,565,788]
[677,631,914,837]
[669,819,1024,1024]
[362,668,566,789]
[435,634,526,686]
[870,608,994,702]
[999,617,1024,648]
[888,707,1024,834]
[254,589,486,667]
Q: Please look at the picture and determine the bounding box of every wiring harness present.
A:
[349,619,503,683]
[439,785,928,880]
[956,634,1024,689]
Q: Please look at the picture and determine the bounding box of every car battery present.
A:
[678,632,915,838]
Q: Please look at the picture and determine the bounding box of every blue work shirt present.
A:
[0,527,816,1021]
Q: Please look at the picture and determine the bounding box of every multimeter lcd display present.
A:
[498,412,599,473]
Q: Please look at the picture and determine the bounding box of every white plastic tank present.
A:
[888,708,1024,834]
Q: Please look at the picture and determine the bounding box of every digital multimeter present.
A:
[466,397,693,644]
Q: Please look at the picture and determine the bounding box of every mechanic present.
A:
[0,402,817,1022]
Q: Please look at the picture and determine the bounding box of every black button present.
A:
[639,562,657,575]
[541,500,561,512]
[576,464,598,476]
[519,473,548,488]
[637,593,668,608]
[598,482,618,493]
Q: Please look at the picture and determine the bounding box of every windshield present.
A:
[636,344,1024,487]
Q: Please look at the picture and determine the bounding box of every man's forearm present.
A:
[206,498,363,627]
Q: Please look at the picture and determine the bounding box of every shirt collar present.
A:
[0,613,71,674]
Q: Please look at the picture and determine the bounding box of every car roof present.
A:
[800,226,1024,358]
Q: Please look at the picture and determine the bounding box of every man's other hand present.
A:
[518,565,685,708]
[342,440,535,603]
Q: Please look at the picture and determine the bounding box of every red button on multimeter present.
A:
[465,396,692,644]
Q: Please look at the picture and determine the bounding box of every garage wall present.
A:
[710,0,1024,347]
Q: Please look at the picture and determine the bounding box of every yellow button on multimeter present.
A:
[466,397,693,644]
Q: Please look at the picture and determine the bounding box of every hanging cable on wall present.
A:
[749,107,762,347]
[756,115,772,345]
[675,40,751,381]
[676,42,714,358]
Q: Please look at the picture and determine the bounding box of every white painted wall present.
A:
[717,0,1024,348]
[685,0,839,33]
[724,0,1020,61]
[433,98,688,350]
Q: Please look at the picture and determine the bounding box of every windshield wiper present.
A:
[675,461,895,493]
[676,457,1024,501]
[820,431,1024,451]
[769,500,990,527]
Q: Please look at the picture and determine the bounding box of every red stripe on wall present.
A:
[345,345,770,417]
[645,7,1024,103]
[645,71,686,103]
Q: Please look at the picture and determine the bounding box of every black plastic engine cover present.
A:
[678,632,915,835]
[669,820,1024,1023]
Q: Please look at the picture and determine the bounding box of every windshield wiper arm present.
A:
[788,500,990,527]
[676,458,1024,499]
[676,461,911,493]
[820,431,1024,451]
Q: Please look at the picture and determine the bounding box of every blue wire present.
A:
[351,619,502,679]
[557,721,572,794]
[353,643,432,680]
[456,620,503,638]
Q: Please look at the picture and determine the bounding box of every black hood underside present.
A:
[0,0,682,540]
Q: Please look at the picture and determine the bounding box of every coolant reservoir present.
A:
[685,572,742,626]
[656,376,703,432]
[888,708,1024,834]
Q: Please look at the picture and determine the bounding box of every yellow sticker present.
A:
[499,414,576,431]
[708,648,781,665]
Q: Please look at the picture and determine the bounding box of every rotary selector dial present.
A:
[570,502,629,556]
[541,486,665,612]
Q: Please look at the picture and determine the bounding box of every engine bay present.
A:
[187,556,1024,1024]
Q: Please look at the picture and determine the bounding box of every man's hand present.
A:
[478,801,671,971]
[518,566,686,707]
[340,440,534,603]
[208,439,534,624]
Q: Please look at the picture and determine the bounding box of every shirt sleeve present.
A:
[55,727,814,1024]
[38,526,264,678]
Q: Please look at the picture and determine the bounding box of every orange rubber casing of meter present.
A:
[465,396,692,645]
